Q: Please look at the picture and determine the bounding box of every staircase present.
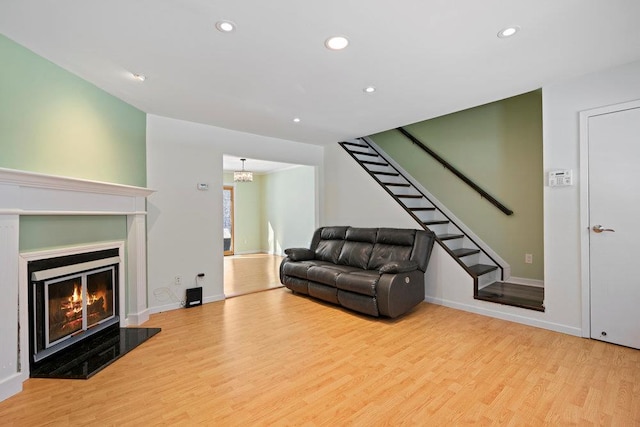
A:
[339,137,507,295]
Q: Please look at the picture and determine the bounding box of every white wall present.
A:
[543,59,640,335]
[146,115,323,312]
[323,144,418,229]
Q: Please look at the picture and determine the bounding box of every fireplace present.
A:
[29,249,121,365]
[1,167,154,399]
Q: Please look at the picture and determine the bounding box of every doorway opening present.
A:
[223,185,234,256]
[222,155,317,298]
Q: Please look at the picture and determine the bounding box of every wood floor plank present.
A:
[1,290,639,425]
[224,253,284,297]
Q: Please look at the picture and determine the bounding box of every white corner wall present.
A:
[146,115,323,312]
[323,144,418,229]
[543,59,640,336]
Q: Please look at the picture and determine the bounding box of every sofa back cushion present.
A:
[367,228,416,271]
[368,244,413,270]
[337,228,376,269]
[314,226,349,263]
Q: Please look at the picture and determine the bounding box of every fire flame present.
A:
[63,283,104,315]
[71,284,81,302]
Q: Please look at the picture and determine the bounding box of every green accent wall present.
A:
[264,166,316,253]
[223,173,266,254]
[371,91,543,280]
[1,35,146,252]
[19,216,127,251]
[223,166,316,255]
[0,34,146,187]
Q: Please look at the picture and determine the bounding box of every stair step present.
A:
[343,141,368,148]
[423,220,450,225]
[476,282,544,312]
[468,264,498,276]
[452,248,480,258]
[437,233,464,241]
[351,151,379,157]
[396,194,423,199]
[410,207,436,211]
[362,160,388,166]
[373,171,400,176]
[382,182,411,187]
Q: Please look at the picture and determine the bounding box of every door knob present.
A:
[592,225,615,233]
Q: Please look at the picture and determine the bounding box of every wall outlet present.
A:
[525,254,533,264]
[174,275,182,286]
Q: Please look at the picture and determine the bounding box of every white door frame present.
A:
[579,98,640,337]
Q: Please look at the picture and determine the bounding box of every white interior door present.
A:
[588,104,640,349]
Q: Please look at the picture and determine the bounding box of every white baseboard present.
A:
[204,294,225,304]
[148,301,182,314]
[125,309,150,326]
[148,294,226,315]
[424,296,581,337]
[508,276,544,288]
[232,250,268,255]
[0,372,27,403]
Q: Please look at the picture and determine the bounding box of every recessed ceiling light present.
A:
[325,36,349,50]
[293,117,301,123]
[363,86,376,94]
[216,20,236,33]
[497,26,520,38]
[132,73,146,82]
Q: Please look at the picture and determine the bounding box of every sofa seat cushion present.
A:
[282,260,334,279]
[307,265,359,287]
[336,270,380,296]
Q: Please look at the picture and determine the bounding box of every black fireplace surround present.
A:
[28,248,160,379]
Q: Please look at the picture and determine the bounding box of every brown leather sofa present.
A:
[279,226,435,318]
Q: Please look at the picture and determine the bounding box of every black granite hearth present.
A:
[31,325,161,379]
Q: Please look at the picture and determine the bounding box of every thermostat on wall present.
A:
[197,183,209,191]
[549,170,573,187]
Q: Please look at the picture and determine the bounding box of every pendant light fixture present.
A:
[233,158,253,182]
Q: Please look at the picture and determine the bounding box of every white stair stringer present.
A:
[339,137,511,291]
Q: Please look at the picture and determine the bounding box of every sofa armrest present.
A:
[377,269,425,318]
[284,248,315,261]
[378,260,418,274]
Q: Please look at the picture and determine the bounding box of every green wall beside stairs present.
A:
[370,90,543,280]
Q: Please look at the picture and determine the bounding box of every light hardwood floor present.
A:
[1,290,639,425]
[224,253,284,298]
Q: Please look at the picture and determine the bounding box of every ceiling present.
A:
[1,1,640,145]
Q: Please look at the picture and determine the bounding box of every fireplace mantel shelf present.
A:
[0,167,154,216]
[0,167,154,197]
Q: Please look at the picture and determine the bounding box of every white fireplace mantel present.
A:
[0,167,155,402]
[0,167,153,215]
